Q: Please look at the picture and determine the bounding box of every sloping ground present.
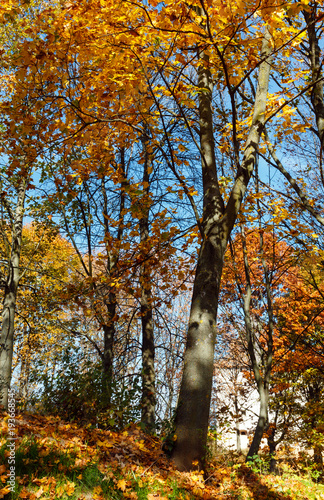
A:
[0,411,323,499]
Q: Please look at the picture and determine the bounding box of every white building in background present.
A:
[211,364,266,452]
[211,365,306,456]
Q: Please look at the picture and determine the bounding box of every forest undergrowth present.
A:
[0,411,323,500]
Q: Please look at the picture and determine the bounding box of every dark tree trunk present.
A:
[171,234,226,471]
[141,282,155,431]
[100,148,127,407]
[140,132,155,433]
[102,296,116,404]
[268,426,277,474]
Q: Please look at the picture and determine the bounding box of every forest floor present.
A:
[0,411,324,500]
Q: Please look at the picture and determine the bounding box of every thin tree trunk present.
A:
[234,394,241,452]
[267,425,277,473]
[18,349,30,403]
[268,7,324,223]
[140,278,155,431]
[102,298,116,404]
[100,148,127,406]
[241,229,269,460]
[171,28,272,471]
[140,131,155,432]
[241,225,273,461]
[246,385,269,459]
[0,179,26,409]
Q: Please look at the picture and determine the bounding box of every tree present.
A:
[168,6,273,470]
[0,0,53,408]
[3,0,196,424]
[219,227,298,460]
[0,177,27,408]
[220,230,324,467]
[8,224,78,405]
[274,251,324,467]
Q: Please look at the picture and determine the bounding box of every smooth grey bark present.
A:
[140,133,156,432]
[140,278,155,431]
[171,29,272,471]
[0,179,27,409]
[17,324,31,403]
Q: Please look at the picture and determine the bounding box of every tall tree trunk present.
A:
[241,235,270,460]
[100,148,127,406]
[171,27,272,471]
[0,179,26,409]
[171,234,226,471]
[140,132,155,432]
[261,7,324,228]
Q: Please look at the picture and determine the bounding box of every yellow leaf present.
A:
[192,486,204,497]
[56,485,65,498]
[66,482,75,496]
[117,479,127,491]
[0,487,11,499]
